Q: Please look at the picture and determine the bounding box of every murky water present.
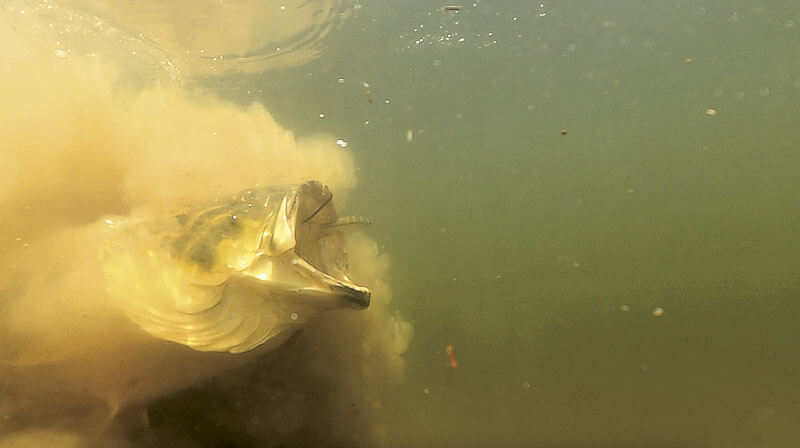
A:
[3,0,800,447]
[247,1,800,446]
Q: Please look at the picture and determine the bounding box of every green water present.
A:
[6,0,800,446]
[204,1,800,446]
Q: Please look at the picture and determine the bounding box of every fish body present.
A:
[1,180,371,428]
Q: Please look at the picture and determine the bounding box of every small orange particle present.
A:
[685,57,693,64]
[560,129,568,135]
[652,307,665,317]
[445,344,459,371]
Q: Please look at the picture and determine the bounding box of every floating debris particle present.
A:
[521,381,532,390]
[560,129,568,135]
[445,343,459,371]
[363,82,373,103]
[318,112,326,119]
[335,139,348,148]
[601,21,617,28]
[685,57,693,64]
[406,129,413,142]
[652,307,665,317]
[289,312,298,321]
[441,5,462,12]
[527,104,535,111]
[620,304,630,312]
[704,108,717,116]
[423,388,430,394]
[625,188,635,193]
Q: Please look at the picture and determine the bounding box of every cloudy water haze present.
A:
[2,0,800,447]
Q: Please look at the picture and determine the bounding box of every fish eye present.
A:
[218,212,244,238]
[239,190,257,205]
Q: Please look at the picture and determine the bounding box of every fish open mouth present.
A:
[239,180,371,309]
[278,254,371,309]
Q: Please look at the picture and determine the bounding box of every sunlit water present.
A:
[4,0,800,446]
